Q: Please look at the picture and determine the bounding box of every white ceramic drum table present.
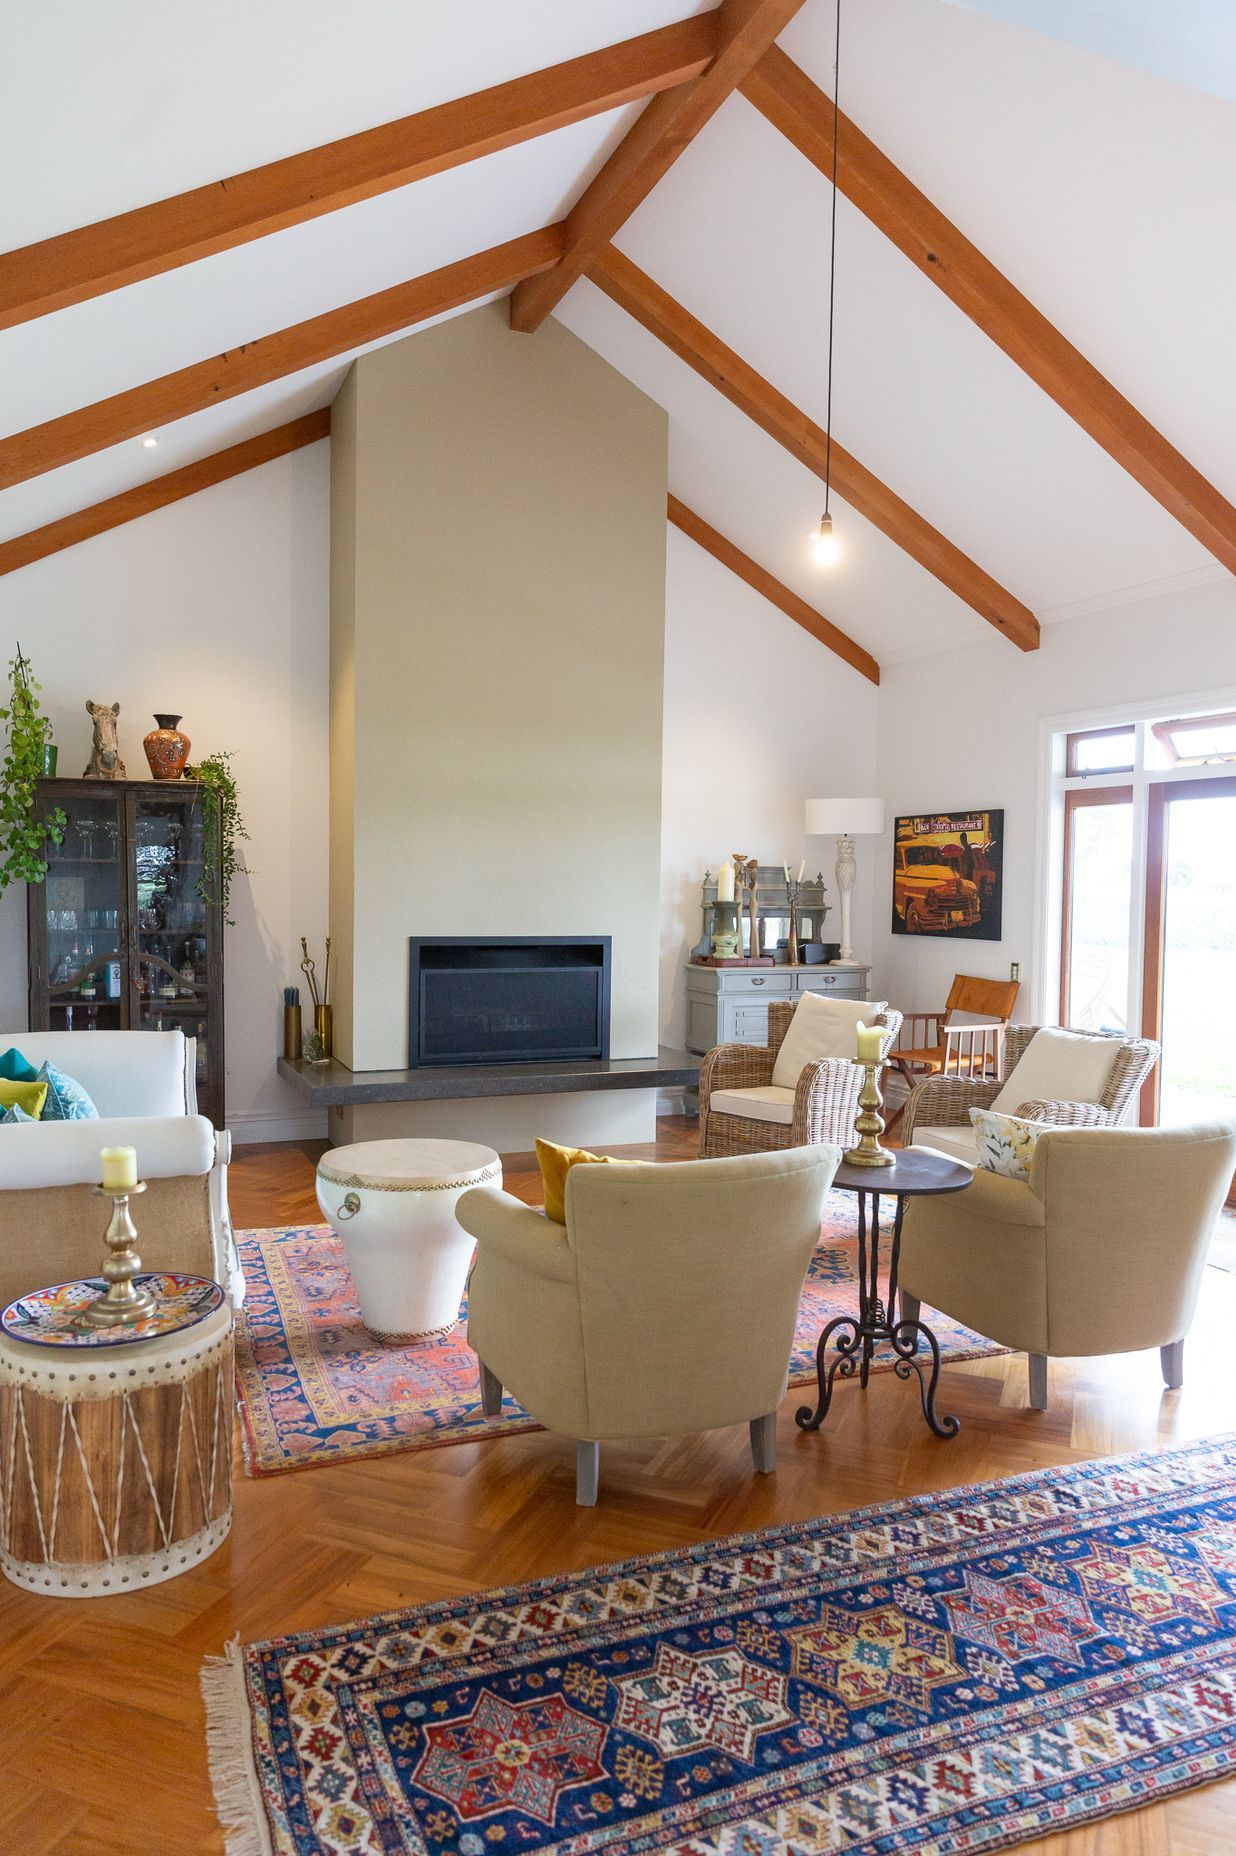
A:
[316,1139,502,1345]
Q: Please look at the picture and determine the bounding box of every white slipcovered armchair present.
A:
[0,1030,237,1306]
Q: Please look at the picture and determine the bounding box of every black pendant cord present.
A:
[823,0,840,518]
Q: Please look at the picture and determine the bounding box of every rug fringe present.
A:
[201,1638,273,1856]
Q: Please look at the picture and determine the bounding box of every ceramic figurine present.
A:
[82,700,125,780]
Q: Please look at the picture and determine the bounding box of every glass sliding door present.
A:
[1144,779,1236,1128]
[1060,787,1134,1034]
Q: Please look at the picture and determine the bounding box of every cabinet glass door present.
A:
[42,790,127,1030]
[131,790,211,1090]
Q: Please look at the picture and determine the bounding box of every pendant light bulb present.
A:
[811,511,839,567]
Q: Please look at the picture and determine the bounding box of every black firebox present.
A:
[408,937,611,1067]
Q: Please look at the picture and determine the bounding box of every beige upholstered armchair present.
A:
[699,997,902,1159]
[904,1023,1159,1165]
[459,1145,840,1504]
[899,1121,1235,1408]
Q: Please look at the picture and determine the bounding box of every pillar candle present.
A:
[100,1145,138,1191]
[855,1022,885,1063]
[716,861,735,902]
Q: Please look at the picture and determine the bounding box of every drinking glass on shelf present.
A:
[76,817,96,860]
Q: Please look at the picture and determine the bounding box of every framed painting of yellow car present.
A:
[892,810,1004,940]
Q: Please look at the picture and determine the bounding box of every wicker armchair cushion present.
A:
[912,1126,979,1165]
[770,993,887,1089]
[991,1026,1118,1115]
[709,1086,796,1125]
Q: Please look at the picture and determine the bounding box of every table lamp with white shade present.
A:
[805,798,886,967]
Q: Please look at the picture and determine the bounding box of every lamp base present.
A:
[826,957,866,968]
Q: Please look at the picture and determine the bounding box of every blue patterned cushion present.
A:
[1,1103,37,1123]
[0,1045,38,1083]
[37,1059,100,1122]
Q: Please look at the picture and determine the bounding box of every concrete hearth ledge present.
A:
[278,1048,699,1108]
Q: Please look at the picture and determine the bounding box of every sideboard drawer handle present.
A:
[751,976,767,985]
[823,976,836,985]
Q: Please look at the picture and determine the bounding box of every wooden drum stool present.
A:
[0,1302,233,1596]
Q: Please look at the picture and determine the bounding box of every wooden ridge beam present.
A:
[0,226,561,490]
[668,493,879,682]
[593,246,1039,649]
[743,46,1236,575]
[0,411,330,577]
[510,0,807,334]
[0,17,715,332]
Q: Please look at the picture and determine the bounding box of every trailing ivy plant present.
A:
[0,646,65,892]
[185,750,249,926]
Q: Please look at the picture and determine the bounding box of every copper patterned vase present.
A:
[143,714,191,780]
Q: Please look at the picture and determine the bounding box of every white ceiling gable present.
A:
[3,0,1234,666]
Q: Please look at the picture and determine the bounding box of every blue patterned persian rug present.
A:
[204,1436,1236,1854]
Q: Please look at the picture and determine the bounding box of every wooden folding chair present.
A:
[886,974,1020,1131]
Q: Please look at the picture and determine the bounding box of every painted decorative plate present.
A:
[1,1273,225,1349]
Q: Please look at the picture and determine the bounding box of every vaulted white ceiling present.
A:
[3,0,1234,671]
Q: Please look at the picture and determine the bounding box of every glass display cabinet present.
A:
[27,779,224,1127]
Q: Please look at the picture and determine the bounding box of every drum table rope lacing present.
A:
[0,1303,233,1596]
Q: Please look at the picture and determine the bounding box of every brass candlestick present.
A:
[82,1182,158,1326]
[843,1061,895,1167]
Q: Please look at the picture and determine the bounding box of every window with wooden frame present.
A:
[1060,785,1134,1033]
[1148,710,1236,769]
[1064,725,1136,776]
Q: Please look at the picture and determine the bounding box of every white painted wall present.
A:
[0,444,331,1141]
[873,575,1236,1019]
[11,433,1221,1140]
[659,529,883,1050]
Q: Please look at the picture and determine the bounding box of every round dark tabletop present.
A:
[832,1149,973,1197]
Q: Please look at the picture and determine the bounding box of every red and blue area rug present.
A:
[233,1194,1003,1476]
[203,1435,1236,1855]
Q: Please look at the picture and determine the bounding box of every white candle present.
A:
[100,1145,138,1191]
[797,859,805,882]
[783,862,790,884]
[855,1022,885,1063]
[716,861,735,903]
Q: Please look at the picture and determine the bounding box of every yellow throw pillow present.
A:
[536,1138,616,1224]
[0,1078,48,1119]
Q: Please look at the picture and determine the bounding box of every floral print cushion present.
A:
[969,1105,1045,1180]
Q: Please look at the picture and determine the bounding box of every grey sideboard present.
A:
[684,963,875,1055]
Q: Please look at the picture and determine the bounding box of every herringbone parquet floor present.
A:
[2,1119,1234,1855]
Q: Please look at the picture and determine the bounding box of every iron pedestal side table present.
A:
[796,1149,973,1440]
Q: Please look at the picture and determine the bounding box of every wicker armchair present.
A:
[699,1000,903,1158]
[903,1023,1160,1160]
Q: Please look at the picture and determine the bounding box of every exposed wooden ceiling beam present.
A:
[510,0,807,334]
[0,412,330,577]
[668,494,879,682]
[0,226,561,490]
[593,246,1039,649]
[0,17,715,332]
[743,47,1236,576]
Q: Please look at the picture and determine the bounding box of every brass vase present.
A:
[314,1003,333,1060]
[143,714,191,780]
